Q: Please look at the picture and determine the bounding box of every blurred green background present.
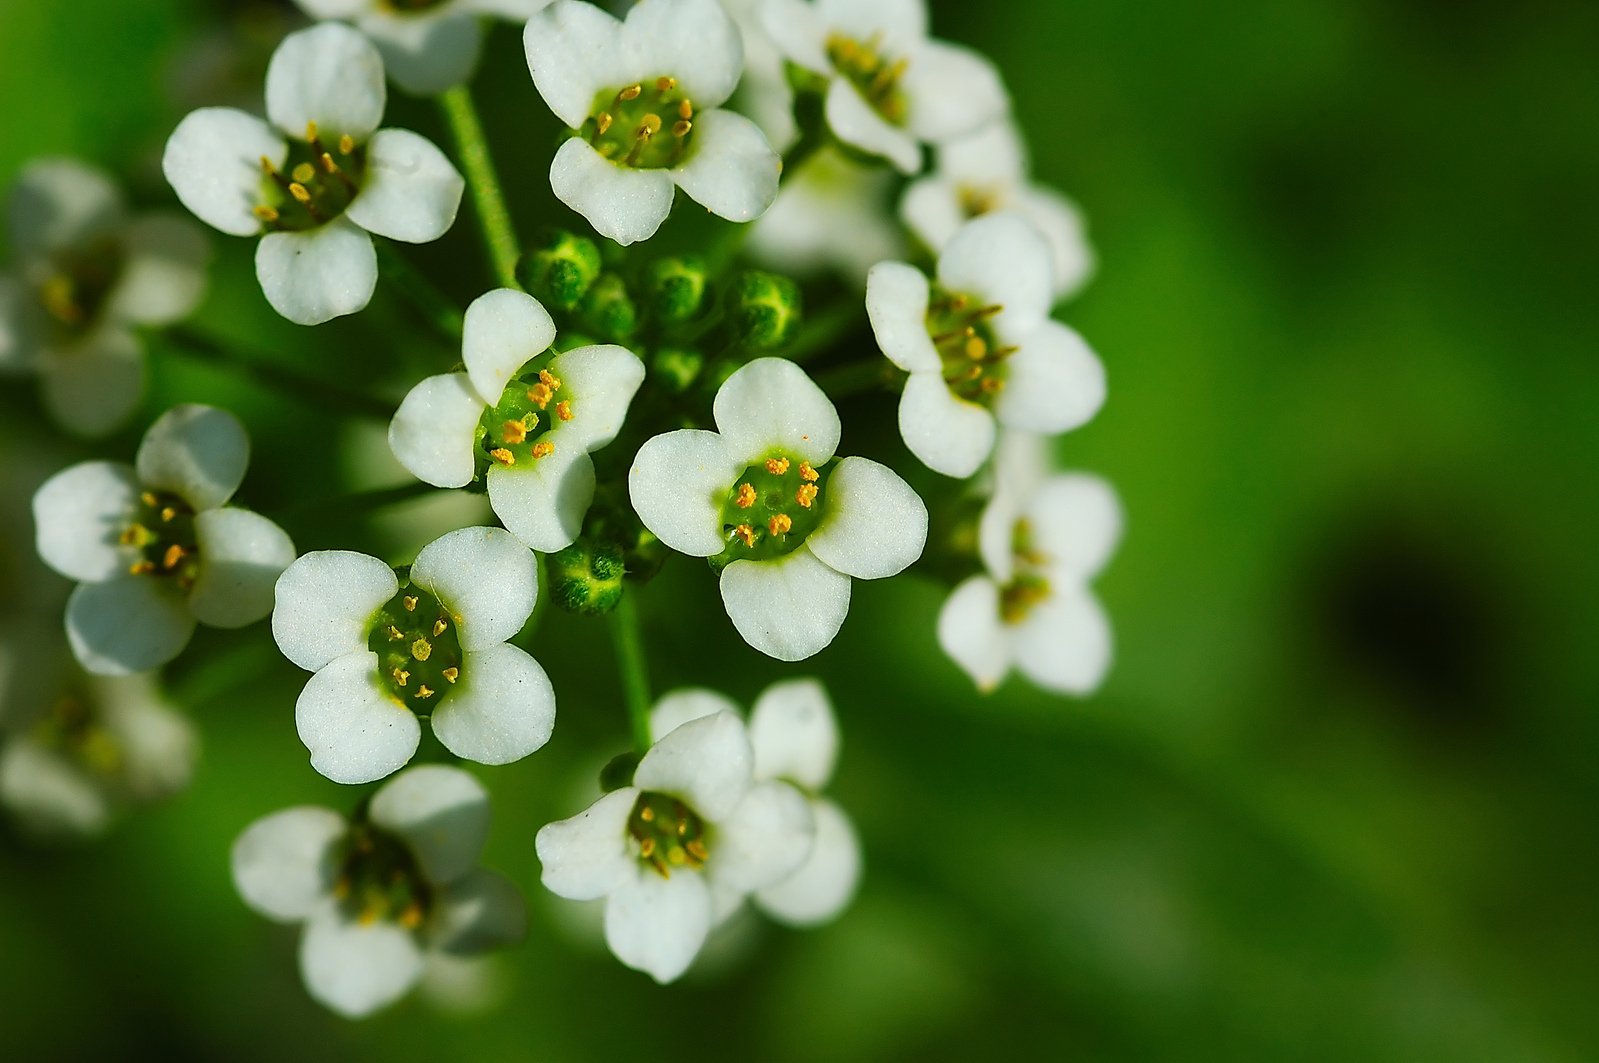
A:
[2,0,1597,1059]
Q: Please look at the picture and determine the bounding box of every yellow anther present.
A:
[415,685,435,700]
[320,152,339,174]
[410,638,432,662]
[489,447,515,466]
[357,908,378,926]
[678,98,693,120]
[981,377,1005,394]
[140,492,158,507]
[595,111,613,135]
[289,183,312,203]
[129,561,156,576]
[640,836,656,857]
[619,83,642,101]
[734,482,756,509]
[637,114,662,138]
[527,382,553,408]
[305,120,319,142]
[672,120,692,137]
[502,419,528,445]
[732,524,756,548]
[392,667,410,687]
[253,205,280,223]
[398,904,423,929]
[387,625,405,640]
[259,155,278,175]
[160,507,177,522]
[442,667,459,684]
[684,839,709,862]
[768,514,793,535]
[798,461,819,483]
[432,618,447,637]
[555,400,573,421]
[539,368,561,390]
[162,544,186,570]
[531,441,555,460]
[676,820,688,837]
[338,134,355,155]
[797,483,818,508]
[766,456,790,475]
[292,162,317,184]
[403,596,418,612]
[639,806,655,822]
[656,76,676,92]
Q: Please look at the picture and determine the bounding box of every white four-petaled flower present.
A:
[748,146,905,283]
[163,23,464,325]
[388,288,645,553]
[629,357,928,661]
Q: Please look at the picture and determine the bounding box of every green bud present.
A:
[548,538,626,615]
[728,270,802,350]
[517,229,603,312]
[599,751,642,792]
[578,272,638,343]
[650,346,704,394]
[642,255,711,326]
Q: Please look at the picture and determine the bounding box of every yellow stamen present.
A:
[162,544,186,570]
[403,596,418,612]
[160,507,178,522]
[387,625,405,641]
[656,76,676,92]
[734,483,756,509]
[555,400,573,421]
[799,461,819,482]
[768,514,792,535]
[526,383,552,408]
[667,846,687,866]
[531,441,555,460]
[797,483,818,508]
[539,369,561,390]
[442,667,459,684]
[502,419,528,445]
[410,638,432,661]
[305,120,319,142]
[319,152,339,174]
[619,84,642,101]
[338,134,355,155]
[766,456,790,475]
[640,836,656,857]
[415,685,435,699]
[489,447,515,466]
[640,806,655,822]
[292,162,317,184]
[141,492,158,507]
[965,335,988,359]
[399,904,423,929]
[289,183,312,204]
[672,120,692,137]
[596,112,613,135]
[732,524,756,548]
[678,99,693,120]
[392,667,409,687]
[129,561,156,576]
[432,618,447,637]
[253,205,280,223]
[684,839,709,862]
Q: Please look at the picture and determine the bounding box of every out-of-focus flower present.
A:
[747,146,904,283]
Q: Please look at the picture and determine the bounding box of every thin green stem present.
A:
[783,299,868,364]
[374,240,464,340]
[608,593,654,754]
[814,358,902,400]
[440,83,522,290]
[160,326,393,420]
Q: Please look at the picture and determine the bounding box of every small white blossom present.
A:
[0,158,209,437]
[271,526,555,784]
[758,0,1006,173]
[231,764,525,1018]
[293,0,553,96]
[388,288,645,553]
[901,118,1095,300]
[866,212,1106,479]
[536,710,814,983]
[524,0,780,246]
[747,146,905,282]
[629,357,928,661]
[163,23,464,325]
[32,405,295,675]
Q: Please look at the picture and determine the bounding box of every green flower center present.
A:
[36,238,124,334]
[581,76,696,170]
[826,32,909,125]
[334,822,433,928]
[628,790,710,878]
[367,584,463,711]
[256,122,366,232]
[998,518,1051,624]
[711,453,835,568]
[30,692,122,778]
[927,286,1012,406]
[957,183,1005,220]
[476,359,572,477]
[120,490,201,589]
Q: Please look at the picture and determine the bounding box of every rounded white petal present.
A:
[977,485,1021,584]
[711,779,814,892]
[358,11,481,96]
[38,330,145,438]
[1014,185,1095,300]
[189,508,296,628]
[748,677,837,789]
[6,157,122,260]
[101,682,198,798]
[634,711,752,822]
[409,526,538,650]
[649,689,741,743]
[388,373,484,488]
[525,0,626,129]
[896,371,996,478]
[1027,474,1123,582]
[806,456,927,580]
[300,904,424,1019]
[627,430,738,557]
[345,128,463,243]
[66,577,197,676]
[937,211,1053,333]
[754,798,861,926]
[256,215,377,326]
[0,743,110,837]
[622,0,744,109]
[136,403,249,512]
[296,650,421,784]
[462,288,557,404]
[486,447,596,554]
[996,321,1106,435]
[536,786,638,901]
[898,175,964,253]
[936,575,1009,691]
[903,40,1007,143]
[231,806,345,922]
[272,551,399,671]
[429,643,556,765]
[815,0,926,48]
[104,214,211,326]
[670,109,779,223]
[719,547,851,661]
[713,357,840,465]
[865,260,938,372]
[294,0,367,15]
[825,78,920,174]
[549,137,675,247]
[430,869,526,953]
[163,109,285,237]
[32,461,139,581]
[1012,590,1112,696]
[464,0,553,15]
[369,763,489,884]
[604,865,712,984]
[266,23,387,141]
[547,344,645,451]
[937,118,1027,185]
[759,0,830,71]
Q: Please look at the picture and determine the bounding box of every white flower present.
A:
[293,0,553,96]
[628,357,928,661]
[535,710,814,982]
[388,288,644,552]
[901,119,1095,300]
[938,470,1122,695]
[163,23,464,325]
[271,525,555,784]
[0,158,209,437]
[231,764,526,1018]
[866,212,1106,479]
[524,0,780,246]
[747,146,905,282]
[758,0,1006,173]
[32,405,295,676]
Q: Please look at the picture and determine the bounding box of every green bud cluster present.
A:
[728,270,802,350]
[548,537,626,615]
[641,255,710,326]
[518,228,603,312]
[578,273,638,343]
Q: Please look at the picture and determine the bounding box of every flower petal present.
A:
[163,109,285,237]
[189,508,296,629]
[936,575,1009,691]
[101,214,211,326]
[815,0,926,48]
[409,526,538,650]
[431,869,527,953]
[1027,474,1123,582]
[937,211,1053,333]
[536,786,638,901]
[300,903,424,1019]
[866,261,938,372]
[429,643,556,766]
[0,743,110,837]
[806,456,927,579]
[627,429,738,557]
[39,330,145,438]
[604,865,712,984]
[525,0,625,129]
[1012,589,1113,696]
[369,763,489,884]
[65,577,197,675]
[272,550,399,671]
[463,0,553,15]
[357,11,481,96]
[903,40,1007,143]
[345,128,464,243]
[296,650,421,784]
[462,288,557,405]
[748,677,837,789]
[936,118,1027,185]
[486,447,596,554]
[266,23,387,141]
[713,357,839,465]
[896,370,995,478]
[549,137,675,247]
[758,0,830,71]
[670,109,779,223]
[0,277,35,372]
[32,461,139,581]
[898,175,965,255]
[136,403,250,512]
[388,372,484,488]
[710,779,814,892]
[719,547,851,661]
[547,343,645,451]
[996,321,1106,434]
[231,806,345,922]
[293,0,367,15]
[256,215,377,325]
[824,78,920,174]
[649,688,741,743]
[6,157,122,260]
[754,798,861,926]
[1014,185,1095,300]
[634,710,752,822]
[621,0,744,109]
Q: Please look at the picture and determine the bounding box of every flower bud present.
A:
[547,538,626,615]
[728,270,801,350]
[642,255,710,326]
[650,346,703,394]
[517,228,603,312]
[578,272,638,343]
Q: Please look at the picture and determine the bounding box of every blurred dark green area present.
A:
[2,0,1597,1058]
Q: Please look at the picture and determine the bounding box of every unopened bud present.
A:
[642,255,710,326]
[728,270,801,350]
[650,346,704,394]
[578,273,638,343]
[548,538,626,615]
[517,228,603,312]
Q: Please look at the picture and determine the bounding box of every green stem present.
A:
[160,326,393,420]
[374,240,464,340]
[814,358,902,400]
[783,299,868,364]
[440,83,522,290]
[608,592,654,754]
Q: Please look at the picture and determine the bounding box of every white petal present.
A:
[865,261,938,372]
[896,370,995,478]
[6,158,122,260]
[936,118,1027,185]
[1027,474,1123,581]
[604,865,712,983]
[463,0,552,15]
[898,175,964,253]
[163,109,285,237]
[1012,590,1112,696]
[104,214,211,325]
[39,330,145,438]
[903,40,1007,143]
[430,869,526,953]
[824,78,920,174]
[101,684,198,798]
[649,689,741,743]
[1014,186,1095,300]
[357,11,481,96]
[937,211,1053,333]
[462,288,556,404]
[634,711,752,822]
[32,461,139,581]
[231,806,345,922]
[758,0,830,72]
[754,798,861,926]
[627,429,737,557]
[345,128,463,243]
[525,0,625,129]
[486,447,596,554]
[272,550,398,671]
[300,904,424,1018]
[713,357,839,465]
[136,403,250,511]
[189,508,296,628]
[815,0,926,48]
[992,428,1052,498]
[622,0,744,109]
[711,779,813,892]
[294,0,367,15]
[256,215,377,325]
[429,643,556,765]
[549,137,675,247]
[0,276,34,372]
[66,577,197,676]
[996,321,1106,434]
[547,344,645,451]
[977,484,1021,583]
[388,373,484,488]
[369,763,489,884]
[0,743,110,837]
[719,547,851,661]
[409,526,538,650]
[536,786,638,901]
[936,575,1009,691]
[670,109,779,224]
[266,23,387,141]
[806,456,927,579]
[296,650,421,784]
[748,677,837,789]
